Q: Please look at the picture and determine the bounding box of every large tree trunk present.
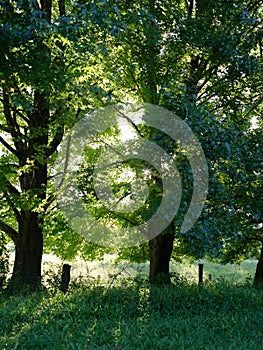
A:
[11,211,43,287]
[149,231,175,284]
[10,88,49,287]
[254,242,263,286]
[11,91,49,288]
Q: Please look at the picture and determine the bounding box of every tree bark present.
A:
[9,88,49,287]
[254,242,263,286]
[149,230,175,284]
[11,211,43,287]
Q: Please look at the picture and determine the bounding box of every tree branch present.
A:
[114,107,145,138]
[0,135,19,156]
[2,85,24,156]
[46,127,64,158]
[185,0,194,20]
[16,109,30,125]
[6,181,21,196]
[3,191,21,222]
[58,0,66,16]
[0,219,19,242]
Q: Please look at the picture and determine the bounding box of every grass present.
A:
[8,247,257,285]
[51,256,257,286]
[1,260,263,350]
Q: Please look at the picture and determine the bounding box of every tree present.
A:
[0,0,61,287]
[4,0,261,288]
[0,0,118,288]
[48,0,262,285]
[96,0,263,283]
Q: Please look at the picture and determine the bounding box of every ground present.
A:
[1,255,261,349]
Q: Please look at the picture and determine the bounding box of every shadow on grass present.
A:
[0,280,263,350]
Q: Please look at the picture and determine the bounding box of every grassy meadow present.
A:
[1,256,263,349]
[41,254,257,286]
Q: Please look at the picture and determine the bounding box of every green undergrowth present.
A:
[0,278,263,350]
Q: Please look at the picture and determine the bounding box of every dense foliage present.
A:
[0,0,262,286]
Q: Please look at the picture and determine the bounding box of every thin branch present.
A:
[114,107,145,138]
[3,87,21,138]
[12,109,22,136]
[16,109,30,125]
[2,85,24,156]
[6,181,21,195]
[0,219,19,242]
[55,133,72,192]
[198,65,218,92]
[1,177,21,219]
[243,95,263,119]
[3,191,21,222]
[0,135,19,156]
[43,195,56,212]
[158,66,172,93]
[46,127,64,158]
[185,0,194,20]
[111,210,139,227]
[125,67,142,97]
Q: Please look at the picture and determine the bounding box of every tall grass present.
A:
[60,257,257,286]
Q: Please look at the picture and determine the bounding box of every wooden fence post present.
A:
[198,263,203,284]
[60,263,71,292]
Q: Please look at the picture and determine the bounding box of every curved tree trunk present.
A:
[254,242,263,286]
[149,231,175,284]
